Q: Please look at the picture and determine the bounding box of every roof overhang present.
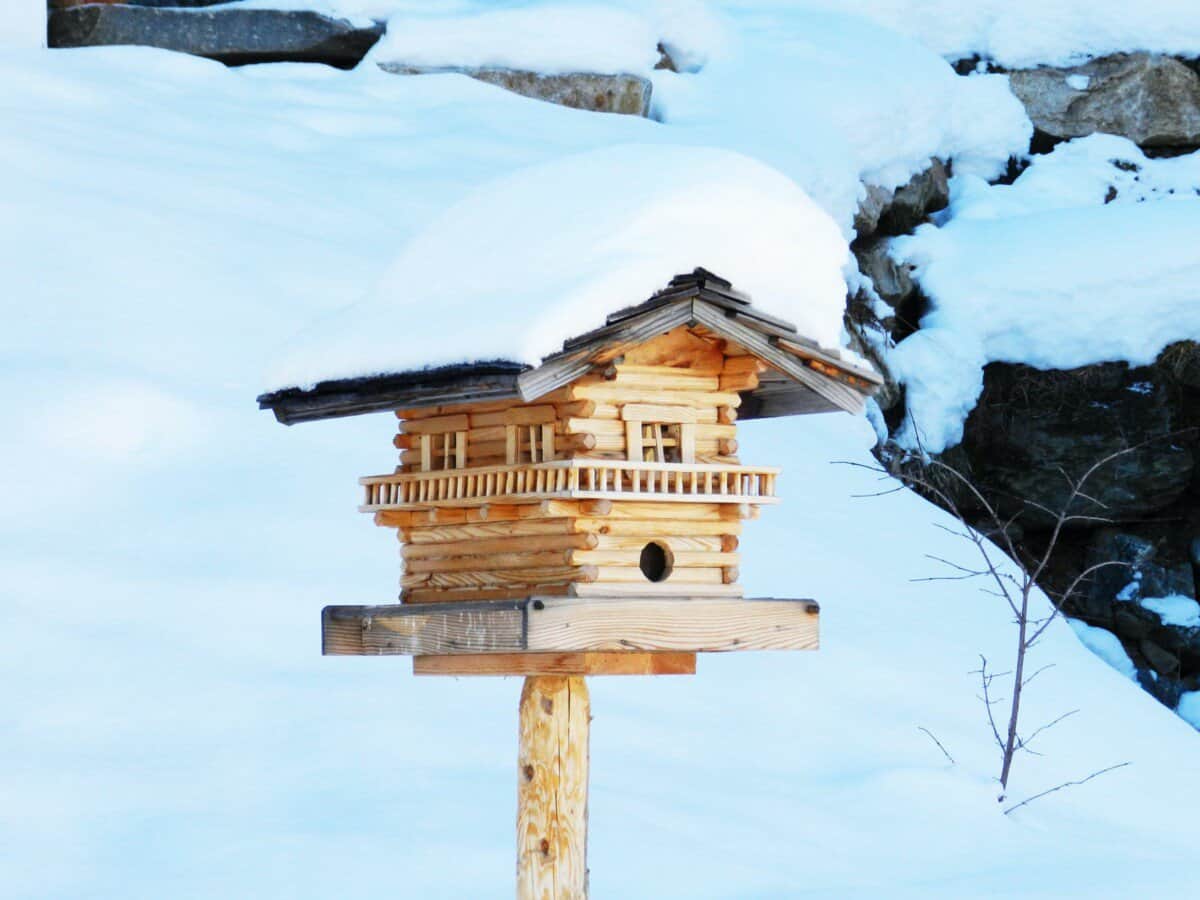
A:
[257,270,882,425]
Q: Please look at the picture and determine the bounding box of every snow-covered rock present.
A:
[853,158,949,239]
[1008,53,1200,148]
[378,63,652,116]
[48,4,385,69]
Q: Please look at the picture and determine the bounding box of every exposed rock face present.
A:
[49,0,234,8]
[378,64,652,117]
[854,159,948,239]
[1008,53,1200,148]
[961,360,1195,526]
[48,5,385,69]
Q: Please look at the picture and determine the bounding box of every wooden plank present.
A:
[455,431,467,469]
[679,422,696,463]
[576,519,741,537]
[569,550,739,568]
[401,413,471,435]
[505,425,519,465]
[323,601,525,655]
[419,434,432,472]
[403,533,596,559]
[327,597,815,656]
[470,405,556,428]
[589,565,724,584]
[414,651,696,676]
[426,566,597,589]
[569,582,743,598]
[568,383,742,409]
[527,598,818,652]
[517,676,588,900]
[405,550,576,574]
[600,370,720,392]
[620,403,698,424]
[624,420,642,462]
[404,585,572,604]
[401,519,577,543]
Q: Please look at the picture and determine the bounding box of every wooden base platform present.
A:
[414,651,697,677]
[323,596,818,675]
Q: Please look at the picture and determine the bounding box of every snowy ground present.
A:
[5,10,1200,899]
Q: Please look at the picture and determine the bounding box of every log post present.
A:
[517,675,590,899]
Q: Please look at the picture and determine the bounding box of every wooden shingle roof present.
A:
[257,269,882,425]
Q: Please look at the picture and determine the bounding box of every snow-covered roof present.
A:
[258,144,881,423]
[257,268,882,424]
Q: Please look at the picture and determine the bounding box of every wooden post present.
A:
[517,675,589,899]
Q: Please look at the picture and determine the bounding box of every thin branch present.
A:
[1003,762,1132,814]
[1017,709,1079,751]
[1021,663,1056,689]
[917,727,956,765]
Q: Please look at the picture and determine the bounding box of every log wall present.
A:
[384,328,770,601]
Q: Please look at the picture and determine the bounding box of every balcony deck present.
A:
[361,459,780,511]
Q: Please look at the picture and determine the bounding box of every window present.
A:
[625,419,696,463]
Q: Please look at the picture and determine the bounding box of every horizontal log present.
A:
[593,534,724,552]
[400,413,470,434]
[575,518,742,537]
[469,405,556,427]
[569,550,739,568]
[401,519,577,543]
[324,597,818,657]
[403,532,597,561]
[413,651,697,677]
[600,368,721,391]
[426,566,597,589]
[620,403,699,424]
[397,398,515,419]
[566,384,742,409]
[590,566,723,585]
[404,585,572,604]
[569,582,743,598]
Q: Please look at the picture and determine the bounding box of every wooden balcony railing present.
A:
[360,459,780,511]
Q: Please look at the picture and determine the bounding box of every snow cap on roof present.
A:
[264,143,851,393]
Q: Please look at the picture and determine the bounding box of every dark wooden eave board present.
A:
[257,363,526,425]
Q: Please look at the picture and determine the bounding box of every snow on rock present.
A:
[801,0,1200,68]
[1068,618,1139,680]
[365,2,1031,234]
[1141,594,1200,628]
[890,135,1200,451]
[370,3,662,75]
[266,144,850,391]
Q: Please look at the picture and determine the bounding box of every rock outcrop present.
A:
[960,360,1195,526]
[853,159,949,239]
[378,64,652,117]
[1008,53,1200,148]
[48,5,385,69]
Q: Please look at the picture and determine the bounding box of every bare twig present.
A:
[918,727,956,765]
[1002,762,1131,814]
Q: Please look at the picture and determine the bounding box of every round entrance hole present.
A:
[639,541,673,583]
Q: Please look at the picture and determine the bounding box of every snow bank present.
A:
[2,1,44,48]
[266,144,849,390]
[1179,691,1200,729]
[364,2,1029,235]
[799,0,1200,67]
[890,135,1200,451]
[1067,618,1139,680]
[7,40,1200,900]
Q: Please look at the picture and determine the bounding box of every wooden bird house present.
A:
[258,268,880,894]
